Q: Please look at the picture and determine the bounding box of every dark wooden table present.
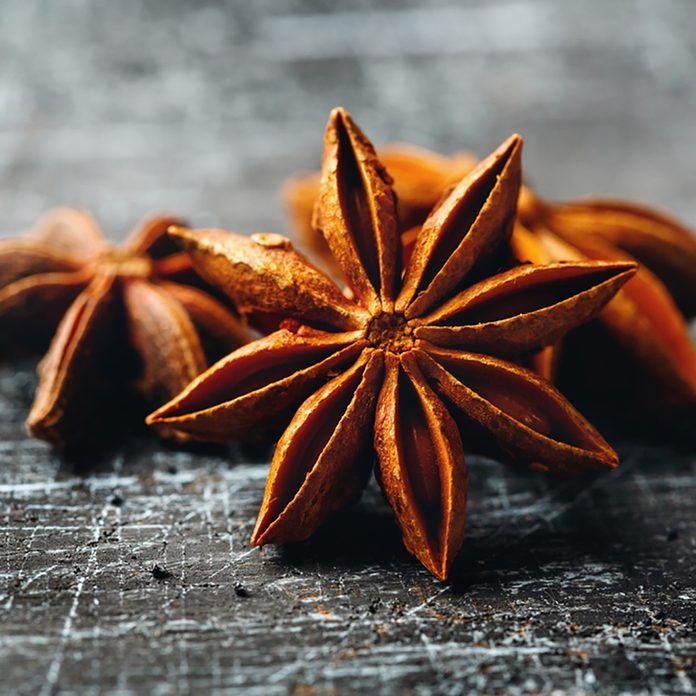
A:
[1,2,695,693]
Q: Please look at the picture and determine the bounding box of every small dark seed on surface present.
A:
[235,583,251,598]
[151,565,173,580]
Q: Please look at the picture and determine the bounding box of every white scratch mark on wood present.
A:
[39,502,109,696]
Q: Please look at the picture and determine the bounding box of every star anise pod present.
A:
[518,191,696,318]
[148,108,635,579]
[516,188,696,408]
[286,144,696,410]
[0,208,251,446]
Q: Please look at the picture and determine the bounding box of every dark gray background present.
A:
[2,0,695,238]
[1,1,695,694]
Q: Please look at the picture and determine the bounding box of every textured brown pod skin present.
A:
[518,188,696,409]
[151,108,634,580]
[287,144,696,412]
[0,209,252,446]
[524,195,696,317]
[169,228,366,331]
[148,329,366,442]
[284,144,477,278]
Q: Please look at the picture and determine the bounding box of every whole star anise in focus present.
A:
[0,208,251,446]
[149,108,635,579]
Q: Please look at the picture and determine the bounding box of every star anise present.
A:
[516,188,696,408]
[148,108,635,579]
[1,208,251,446]
[286,144,696,410]
[518,190,696,318]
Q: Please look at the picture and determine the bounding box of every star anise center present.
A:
[95,247,153,278]
[366,312,415,354]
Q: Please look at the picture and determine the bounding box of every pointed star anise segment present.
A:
[26,207,107,260]
[27,271,121,443]
[284,144,478,280]
[2,209,251,446]
[124,213,185,258]
[123,279,207,406]
[150,108,635,579]
[0,239,81,288]
[147,328,367,442]
[415,345,618,474]
[374,352,467,580]
[0,269,90,346]
[169,227,367,331]
[0,209,107,347]
[314,108,400,312]
[561,235,696,403]
[397,134,522,318]
[252,349,383,545]
[415,261,637,356]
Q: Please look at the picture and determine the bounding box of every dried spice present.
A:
[287,145,696,410]
[149,108,635,579]
[517,188,696,408]
[519,192,696,318]
[285,144,476,277]
[0,208,251,446]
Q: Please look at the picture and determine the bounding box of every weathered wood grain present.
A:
[1,360,695,694]
[1,0,695,694]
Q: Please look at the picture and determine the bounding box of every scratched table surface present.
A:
[1,1,696,694]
